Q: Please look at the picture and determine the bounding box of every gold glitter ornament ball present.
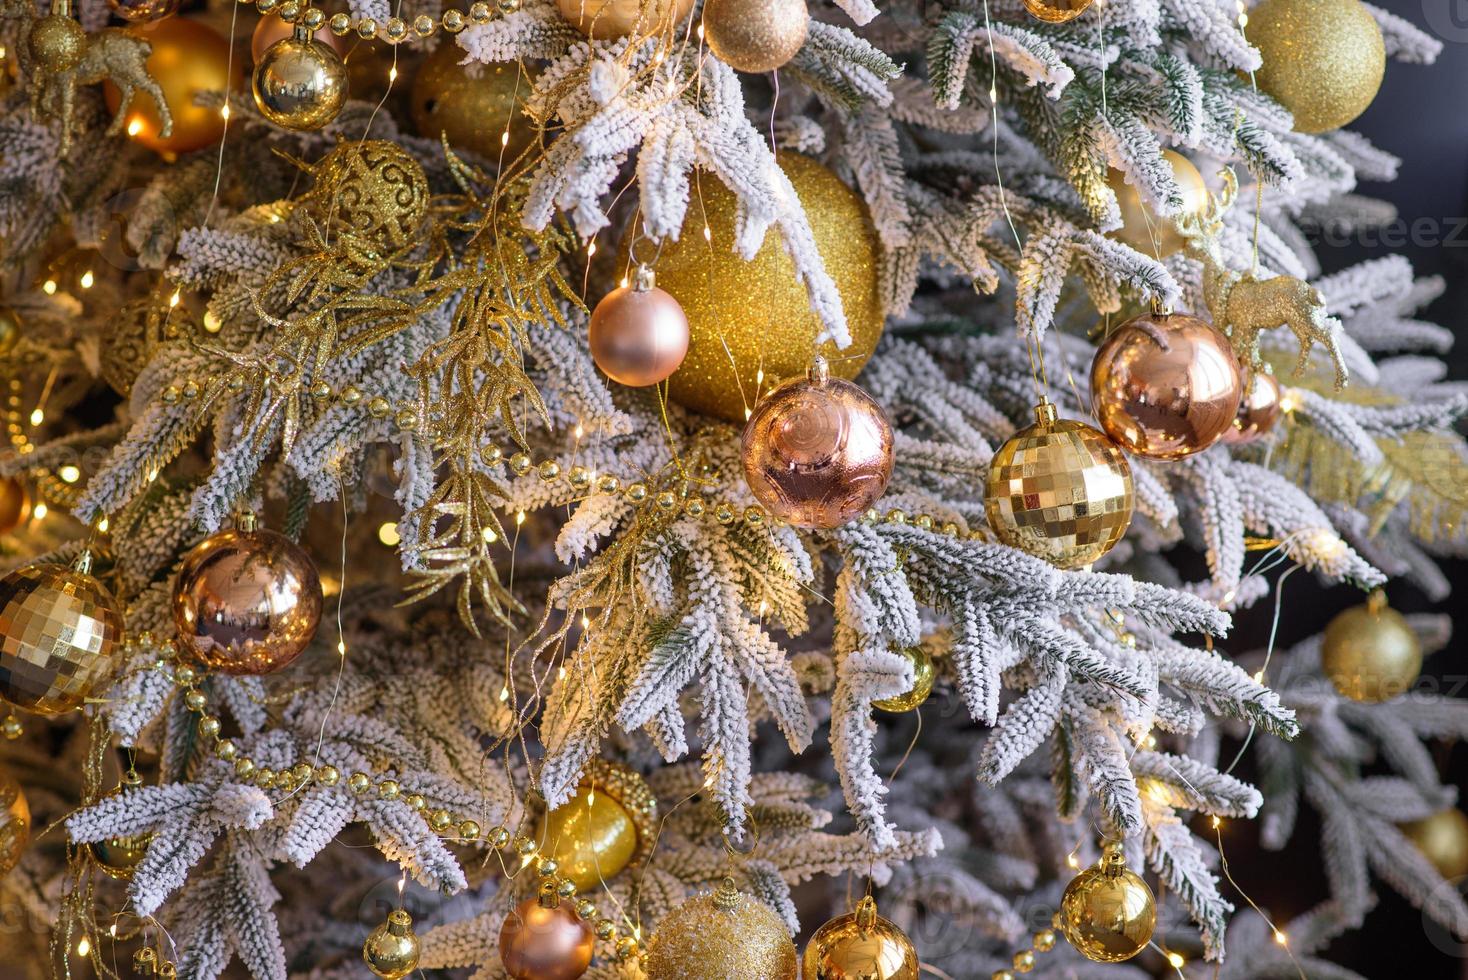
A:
[1402,809,1468,881]
[0,768,30,876]
[703,0,807,73]
[1023,0,1091,23]
[646,878,798,980]
[28,13,87,72]
[802,895,919,980]
[410,44,540,162]
[1320,591,1421,703]
[1059,843,1155,963]
[0,556,124,716]
[629,154,883,423]
[1105,150,1208,258]
[364,909,421,980]
[307,140,430,254]
[541,758,659,893]
[871,646,934,713]
[556,0,696,39]
[985,401,1133,569]
[1250,0,1384,133]
[0,477,30,537]
[252,30,349,131]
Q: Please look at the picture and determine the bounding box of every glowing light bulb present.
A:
[482,527,498,543]
[31,503,47,520]
[127,117,143,137]
[515,510,525,526]
[76,938,90,957]
[378,522,401,546]
[169,289,181,308]
[702,225,712,242]
[1166,952,1185,968]
[587,240,597,257]
[58,465,80,483]
[203,310,222,334]
[220,104,231,120]
[388,66,399,82]
[29,408,43,425]
[500,130,509,146]
[498,685,510,702]
[573,423,584,440]
[79,270,94,289]
[97,517,109,533]
[1274,930,1288,946]
[42,279,56,295]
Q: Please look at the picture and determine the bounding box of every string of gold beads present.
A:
[5,378,82,510]
[991,923,1057,979]
[242,0,522,45]
[158,656,642,963]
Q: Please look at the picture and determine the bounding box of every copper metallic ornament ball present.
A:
[1222,370,1284,446]
[802,896,919,980]
[589,268,690,388]
[364,909,421,980]
[1402,809,1468,881]
[1059,844,1155,963]
[499,896,594,980]
[106,0,179,22]
[1104,150,1207,258]
[741,359,893,530]
[172,524,323,676]
[1023,0,1092,23]
[556,0,696,39]
[0,558,124,716]
[252,33,349,131]
[703,0,808,73]
[28,14,87,72]
[985,401,1133,570]
[1320,592,1421,703]
[251,12,345,62]
[410,44,540,162]
[1091,312,1243,460]
[0,477,30,537]
[0,768,29,877]
[104,18,240,156]
[871,646,934,714]
[1249,0,1384,133]
[646,878,797,980]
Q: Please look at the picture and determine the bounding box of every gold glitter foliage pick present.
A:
[1177,170,1349,390]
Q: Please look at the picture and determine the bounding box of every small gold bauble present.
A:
[1222,369,1284,445]
[105,17,240,156]
[499,890,593,980]
[306,140,431,254]
[1105,150,1208,258]
[0,768,30,877]
[802,895,919,980]
[251,32,348,131]
[0,477,30,537]
[0,556,124,716]
[90,832,154,879]
[1320,591,1421,702]
[1023,0,1091,23]
[985,401,1133,569]
[646,878,798,980]
[871,646,934,713]
[101,298,169,397]
[106,0,179,23]
[0,305,20,357]
[363,908,420,979]
[410,44,540,161]
[1059,843,1155,963]
[28,14,87,72]
[627,154,883,423]
[1249,0,1384,133]
[1402,809,1468,880]
[555,0,696,39]
[703,0,808,73]
[542,758,658,893]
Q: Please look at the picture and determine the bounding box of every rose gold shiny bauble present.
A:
[172,524,323,676]
[252,33,348,131]
[251,12,346,62]
[589,267,690,387]
[105,18,240,156]
[0,557,124,716]
[556,0,696,39]
[1402,809,1468,881]
[741,359,892,529]
[498,896,593,980]
[703,0,808,73]
[1090,312,1243,460]
[107,0,179,22]
[0,477,29,537]
[1222,370,1284,445]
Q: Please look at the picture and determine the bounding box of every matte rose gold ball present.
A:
[1221,370,1284,445]
[741,361,893,529]
[498,897,593,980]
[1090,313,1242,460]
[589,278,690,388]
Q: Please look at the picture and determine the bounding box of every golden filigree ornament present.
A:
[302,139,431,256]
[101,297,171,397]
[1178,170,1348,390]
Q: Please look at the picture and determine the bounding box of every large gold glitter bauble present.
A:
[1059,843,1155,963]
[0,305,21,357]
[410,44,539,162]
[1105,150,1207,258]
[802,895,919,980]
[251,31,348,131]
[90,832,154,879]
[172,519,323,676]
[28,13,86,72]
[0,478,30,537]
[741,359,892,529]
[1090,312,1242,460]
[542,758,658,893]
[104,17,240,156]
[363,909,421,979]
[499,891,593,980]
[630,154,883,423]
[0,768,30,876]
[984,401,1133,569]
[0,555,124,716]
[307,140,431,254]
[703,0,807,73]
[555,0,696,39]
[1023,0,1091,23]
[1403,809,1468,881]
[871,646,933,713]
[1250,0,1384,133]
[1320,591,1420,703]
[646,878,798,980]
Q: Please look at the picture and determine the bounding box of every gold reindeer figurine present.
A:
[1177,169,1349,391]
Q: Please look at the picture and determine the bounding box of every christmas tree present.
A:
[0,0,1465,976]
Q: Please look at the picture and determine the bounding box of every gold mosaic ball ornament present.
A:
[252,26,349,131]
[588,264,690,388]
[1320,590,1421,703]
[1090,312,1243,460]
[499,885,594,980]
[306,139,431,254]
[364,908,421,979]
[0,552,124,716]
[1402,809,1468,881]
[984,400,1134,570]
[1059,842,1155,963]
[1249,0,1384,133]
[1023,0,1091,23]
[0,767,30,876]
[541,758,658,893]
[172,514,323,676]
[645,877,798,980]
[104,17,240,156]
[871,646,934,713]
[1105,150,1207,258]
[802,895,919,980]
[628,158,883,423]
[703,0,808,73]
[556,0,696,39]
[410,44,540,162]
[0,477,30,537]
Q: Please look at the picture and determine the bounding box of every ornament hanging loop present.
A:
[808,354,830,387]
[234,509,258,533]
[632,263,656,292]
[854,894,878,931]
[1033,397,1058,426]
